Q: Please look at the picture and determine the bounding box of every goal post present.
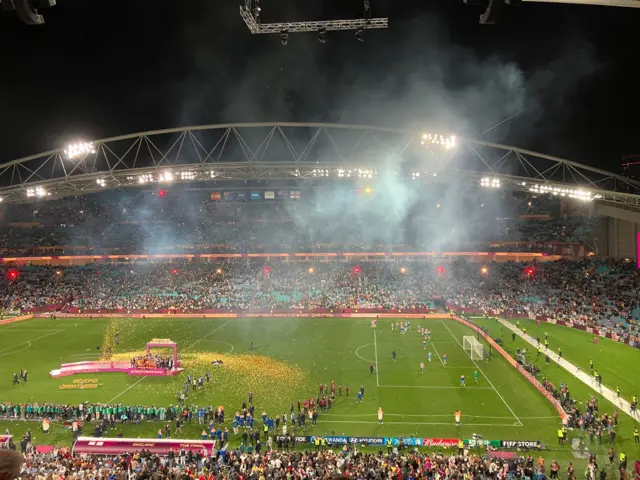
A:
[463,336,484,361]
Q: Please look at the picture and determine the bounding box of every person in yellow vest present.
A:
[378,407,384,425]
[633,426,639,444]
[619,452,627,470]
[314,437,320,452]
[386,437,393,454]
[458,439,464,455]
[557,427,564,445]
[321,437,327,451]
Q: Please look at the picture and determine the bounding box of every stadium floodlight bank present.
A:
[463,336,484,361]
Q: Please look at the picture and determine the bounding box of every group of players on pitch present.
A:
[369,318,480,386]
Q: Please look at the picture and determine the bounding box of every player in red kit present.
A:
[346,385,350,398]
[338,384,342,397]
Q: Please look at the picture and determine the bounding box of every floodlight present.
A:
[216,268,222,274]
[96,179,107,188]
[420,132,457,150]
[308,267,315,273]
[137,174,153,184]
[158,171,174,182]
[26,186,47,197]
[481,266,488,274]
[64,141,95,160]
[180,171,196,181]
[480,177,500,188]
[400,267,406,274]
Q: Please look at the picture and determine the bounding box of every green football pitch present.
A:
[1,315,638,468]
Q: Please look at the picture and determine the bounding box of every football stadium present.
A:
[0,122,639,478]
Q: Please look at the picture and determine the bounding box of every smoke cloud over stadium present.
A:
[117,5,594,254]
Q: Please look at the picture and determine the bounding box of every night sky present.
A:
[0,0,638,171]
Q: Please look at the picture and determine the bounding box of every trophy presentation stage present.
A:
[50,339,184,378]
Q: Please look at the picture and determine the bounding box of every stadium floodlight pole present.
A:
[239,2,388,35]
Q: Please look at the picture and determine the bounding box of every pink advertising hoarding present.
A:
[72,437,216,456]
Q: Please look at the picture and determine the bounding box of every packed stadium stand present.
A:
[0,189,599,255]
[1,260,637,344]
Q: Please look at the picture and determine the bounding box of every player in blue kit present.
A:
[460,375,466,386]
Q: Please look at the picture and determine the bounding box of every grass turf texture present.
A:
[468,316,640,466]
[498,317,640,406]
[1,315,627,469]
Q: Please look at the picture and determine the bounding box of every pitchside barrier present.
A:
[0,314,34,325]
[32,312,449,319]
[71,435,544,455]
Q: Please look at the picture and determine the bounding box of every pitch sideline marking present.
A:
[355,343,375,363]
[379,385,494,390]
[441,321,523,426]
[373,330,380,387]
[321,413,551,419]
[106,319,233,404]
[0,330,63,354]
[324,419,522,427]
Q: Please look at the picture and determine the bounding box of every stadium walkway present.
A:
[495,318,639,421]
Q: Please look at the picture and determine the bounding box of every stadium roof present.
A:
[1,122,639,210]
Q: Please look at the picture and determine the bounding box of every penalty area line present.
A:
[431,343,445,367]
[441,321,523,426]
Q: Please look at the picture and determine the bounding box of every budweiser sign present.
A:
[421,438,459,447]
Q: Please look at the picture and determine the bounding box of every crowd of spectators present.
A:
[4,438,582,480]
[1,260,638,343]
[0,189,597,256]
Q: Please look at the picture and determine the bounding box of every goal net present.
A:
[463,336,484,361]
